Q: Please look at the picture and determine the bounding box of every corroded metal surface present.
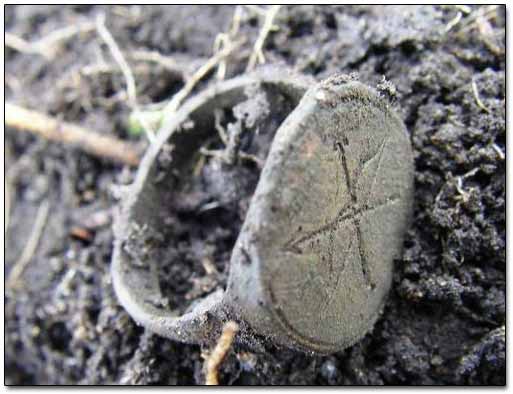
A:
[228,76,414,352]
[112,71,414,353]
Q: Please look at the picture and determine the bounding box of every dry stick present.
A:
[96,14,156,143]
[246,5,282,71]
[6,199,51,289]
[6,103,140,166]
[204,321,240,385]
[159,38,245,127]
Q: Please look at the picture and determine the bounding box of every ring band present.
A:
[111,69,414,353]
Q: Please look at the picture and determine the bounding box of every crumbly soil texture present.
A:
[5,5,505,385]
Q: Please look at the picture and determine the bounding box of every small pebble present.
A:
[320,358,339,382]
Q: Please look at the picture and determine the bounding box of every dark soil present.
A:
[5,5,505,385]
[149,84,285,314]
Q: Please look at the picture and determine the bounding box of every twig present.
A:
[204,321,239,385]
[160,38,245,127]
[5,102,140,166]
[6,199,51,289]
[246,5,282,71]
[471,78,491,114]
[96,14,156,142]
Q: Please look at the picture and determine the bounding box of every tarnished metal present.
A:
[111,70,414,353]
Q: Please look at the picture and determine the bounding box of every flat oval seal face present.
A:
[240,77,414,352]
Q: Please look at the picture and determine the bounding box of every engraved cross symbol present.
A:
[284,133,398,293]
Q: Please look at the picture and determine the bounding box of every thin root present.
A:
[492,143,505,160]
[455,5,499,35]
[202,111,264,168]
[130,50,185,76]
[200,147,224,160]
[5,181,11,237]
[204,321,240,385]
[213,6,243,80]
[239,152,265,169]
[471,78,491,114]
[160,38,245,127]
[96,14,136,106]
[7,199,51,289]
[244,5,268,17]
[5,22,95,59]
[200,144,263,170]
[453,5,472,15]
[96,13,155,142]
[476,15,503,55]
[214,109,229,145]
[246,5,282,71]
[5,148,39,237]
[444,11,463,33]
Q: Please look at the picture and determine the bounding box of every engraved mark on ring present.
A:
[284,132,396,292]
